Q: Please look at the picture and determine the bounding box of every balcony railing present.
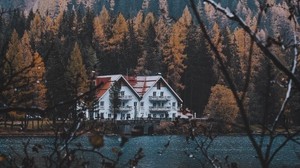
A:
[119,106,132,111]
[119,95,133,100]
[149,96,171,101]
[149,106,171,112]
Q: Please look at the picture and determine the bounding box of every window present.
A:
[120,91,125,96]
[172,113,176,118]
[157,82,161,90]
[134,102,137,106]
[100,101,104,106]
[160,114,164,118]
[160,92,164,97]
[108,114,111,118]
[122,102,125,106]
[153,114,157,118]
[141,102,144,106]
[126,114,131,119]
[172,102,176,107]
[121,114,125,119]
[153,103,156,107]
[153,92,156,96]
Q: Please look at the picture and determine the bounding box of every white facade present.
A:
[138,79,180,119]
[87,75,182,120]
[97,84,140,120]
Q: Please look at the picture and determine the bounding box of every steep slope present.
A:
[0,0,192,19]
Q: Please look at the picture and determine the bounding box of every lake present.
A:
[0,135,299,168]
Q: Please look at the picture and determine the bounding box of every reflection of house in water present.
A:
[86,74,182,120]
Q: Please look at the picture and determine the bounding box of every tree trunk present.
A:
[4,113,7,128]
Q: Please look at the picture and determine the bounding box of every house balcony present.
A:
[119,95,133,100]
[149,96,171,101]
[149,106,171,112]
[119,106,132,111]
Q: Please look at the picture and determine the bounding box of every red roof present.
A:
[95,75,182,103]
[125,76,160,96]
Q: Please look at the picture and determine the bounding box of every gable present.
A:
[94,75,182,103]
[95,75,140,100]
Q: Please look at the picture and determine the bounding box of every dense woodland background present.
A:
[0,0,299,126]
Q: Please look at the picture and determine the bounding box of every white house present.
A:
[126,75,182,119]
[87,74,182,120]
[88,75,140,120]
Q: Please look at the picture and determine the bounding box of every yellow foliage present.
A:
[109,13,129,46]
[204,84,239,131]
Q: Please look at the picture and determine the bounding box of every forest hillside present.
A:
[0,0,299,126]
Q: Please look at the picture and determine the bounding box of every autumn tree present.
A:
[204,84,239,132]
[1,30,20,106]
[2,30,46,108]
[29,11,43,46]
[164,6,192,92]
[65,42,88,118]
[190,1,300,167]
[207,22,224,84]
[93,6,111,47]
[155,15,171,76]
[1,30,47,128]
[135,12,162,75]
[106,13,129,74]
[109,13,128,48]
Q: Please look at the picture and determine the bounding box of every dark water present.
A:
[0,135,299,168]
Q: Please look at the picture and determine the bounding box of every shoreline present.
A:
[0,130,297,137]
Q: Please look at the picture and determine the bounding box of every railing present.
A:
[119,95,133,100]
[149,96,171,101]
[119,106,133,111]
[149,106,171,112]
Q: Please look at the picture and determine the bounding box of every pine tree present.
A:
[221,27,243,89]
[184,26,215,117]
[2,30,47,109]
[135,19,161,75]
[29,11,43,45]
[93,6,112,74]
[109,82,121,120]
[65,42,88,97]
[109,13,128,48]
[65,42,88,119]
[45,37,69,121]
[207,22,224,84]
[164,6,192,92]
[1,30,20,105]
[104,13,129,74]
[28,52,47,109]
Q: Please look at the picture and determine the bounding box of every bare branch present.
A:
[188,0,266,165]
